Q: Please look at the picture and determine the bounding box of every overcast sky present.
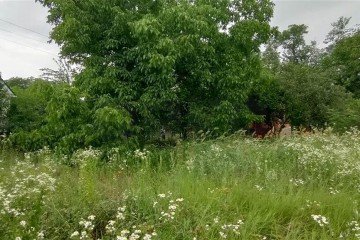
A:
[0,0,360,79]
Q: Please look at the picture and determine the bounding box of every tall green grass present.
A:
[1,130,360,239]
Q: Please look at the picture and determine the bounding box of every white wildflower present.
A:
[311,214,329,227]
[158,193,166,198]
[37,231,45,239]
[70,231,79,238]
[219,231,227,238]
[143,234,153,240]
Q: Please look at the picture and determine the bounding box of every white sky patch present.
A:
[272,0,360,47]
[0,0,360,78]
[0,0,59,79]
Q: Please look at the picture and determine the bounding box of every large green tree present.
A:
[258,23,351,129]
[280,24,309,64]
[324,16,355,52]
[330,33,360,97]
[325,17,351,41]
[37,0,274,143]
[278,64,349,127]
[280,24,323,65]
[262,31,281,73]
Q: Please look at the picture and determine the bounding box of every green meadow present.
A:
[1,130,360,239]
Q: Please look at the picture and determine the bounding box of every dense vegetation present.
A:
[2,131,360,239]
[1,1,360,239]
[0,1,358,153]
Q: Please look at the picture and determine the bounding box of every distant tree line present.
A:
[258,17,360,129]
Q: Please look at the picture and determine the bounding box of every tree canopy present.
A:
[4,3,358,153]
[35,0,274,146]
[329,33,360,98]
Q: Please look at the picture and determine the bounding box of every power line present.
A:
[0,27,50,45]
[0,37,58,56]
[0,18,49,38]
[0,27,11,34]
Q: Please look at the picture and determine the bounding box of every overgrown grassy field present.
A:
[1,130,360,239]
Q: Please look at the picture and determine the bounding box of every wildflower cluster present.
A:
[114,228,157,240]
[255,185,264,191]
[348,221,360,238]
[311,214,329,227]
[340,220,360,239]
[105,206,126,234]
[154,192,184,222]
[301,200,321,211]
[3,130,360,239]
[107,147,128,170]
[305,200,321,209]
[71,205,157,240]
[134,149,150,160]
[72,147,101,167]
[210,144,223,157]
[219,220,244,238]
[290,178,305,186]
[329,187,340,195]
[185,157,195,171]
[208,216,245,239]
[71,215,99,239]
[0,159,56,239]
[24,146,52,162]
[282,129,360,188]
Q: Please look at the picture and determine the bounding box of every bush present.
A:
[8,80,55,133]
[278,64,350,127]
[329,98,360,132]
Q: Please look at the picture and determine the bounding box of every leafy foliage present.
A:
[258,22,352,129]
[42,86,91,152]
[329,33,360,98]
[262,35,281,73]
[8,80,54,133]
[36,0,274,144]
[324,16,359,52]
[4,6,360,152]
[329,98,360,131]
[280,24,323,65]
[6,77,35,89]
[278,64,349,127]
[6,80,64,151]
[325,17,350,41]
[247,67,285,124]
[280,24,309,63]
